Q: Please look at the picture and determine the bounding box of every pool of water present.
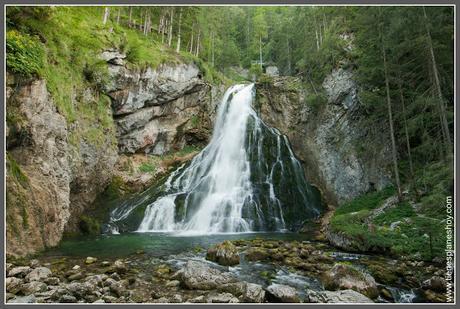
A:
[44,232,314,258]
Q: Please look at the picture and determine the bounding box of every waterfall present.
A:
[108,83,323,235]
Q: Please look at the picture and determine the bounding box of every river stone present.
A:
[422,276,446,292]
[242,283,266,303]
[6,277,23,294]
[112,259,127,274]
[306,289,373,303]
[60,294,78,303]
[8,295,37,303]
[25,266,52,282]
[44,277,60,285]
[322,263,379,299]
[68,272,84,281]
[173,260,237,290]
[266,284,300,303]
[72,265,81,270]
[85,257,98,264]
[21,281,47,295]
[206,240,240,266]
[105,278,124,297]
[8,266,32,278]
[207,292,239,303]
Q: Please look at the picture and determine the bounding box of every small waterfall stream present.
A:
[107,84,323,235]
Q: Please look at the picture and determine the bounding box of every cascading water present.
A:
[107,84,323,235]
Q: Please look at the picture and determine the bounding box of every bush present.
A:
[6,30,44,77]
[305,92,327,111]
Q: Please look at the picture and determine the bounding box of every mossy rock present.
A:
[206,240,240,266]
[245,247,269,262]
[78,215,101,235]
[367,263,399,285]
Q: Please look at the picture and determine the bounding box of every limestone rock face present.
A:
[6,78,72,257]
[256,71,391,206]
[103,55,219,155]
[6,72,118,255]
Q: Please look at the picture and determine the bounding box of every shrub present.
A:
[6,30,44,77]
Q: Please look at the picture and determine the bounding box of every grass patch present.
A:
[329,186,445,261]
[138,162,156,173]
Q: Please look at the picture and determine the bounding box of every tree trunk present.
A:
[379,9,402,199]
[102,7,110,25]
[139,12,143,31]
[176,8,183,52]
[398,79,415,179]
[168,8,174,47]
[128,7,132,28]
[116,9,120,25]
[189,23,194,53]
[259,35,263,69]
[195,29,201,57]
[423,7,452,155]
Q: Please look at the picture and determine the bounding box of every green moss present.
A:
[138,162,156,173]
[6,153,28,187]
[79,215,101,235]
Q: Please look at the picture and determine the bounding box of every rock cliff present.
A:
[256,69,391,206]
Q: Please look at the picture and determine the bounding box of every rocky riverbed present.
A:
[5,238,447,304]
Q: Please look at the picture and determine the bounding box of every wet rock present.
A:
[206,240,240,266]
[207,292,239,303]
[322,263,378,299]
[25,267,52,282]
[245,247,269,261]
[85,257,98,264]
[170,294,183,303]
[66,282,91,298]
[85,274,105,288]
[6,277,23,294]
[6,293,15,301]
[8,266,32,278]
[173,260,237,290]
[266,284,300,303]
[424,289,447,302]
[93,299,105,303]
[367,263,398,285]
[72,265,81,270]
[21,281,47,295]
[154,264,171,279]
[306,289,373,303]
[219,282,247,296]
[380,288,394,301]
[101,261,111,267]
[8,295,37,303]
[422,276,446,292]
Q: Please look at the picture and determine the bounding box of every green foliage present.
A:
[305,92,327,112]
[334,186,395,215]
[6,30,44,77]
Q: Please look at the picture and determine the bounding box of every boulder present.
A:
[25,267,52,282]
[173,260,237,290]
[8,295,37,303]
[8,266,32,278]
[265,66,279,77]
[422,276,446,292]
[21,281,47,295]
[242,283,266,303]
[6,277,23,294]
[29,259,40,268]
[306,289,373,303]
[206,240,240,266]
[322,263,378,299]
[266,284,300,303]
[112,259,127,274]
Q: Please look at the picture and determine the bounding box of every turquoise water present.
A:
[45,232,313,258]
